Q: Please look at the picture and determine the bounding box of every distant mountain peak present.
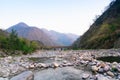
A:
[6,22,29,32]
[16,22,29,27]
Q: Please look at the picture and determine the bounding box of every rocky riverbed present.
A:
[0,49,120,80]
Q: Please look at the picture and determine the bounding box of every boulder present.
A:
[0,77,8,80]
[10,71,34,80]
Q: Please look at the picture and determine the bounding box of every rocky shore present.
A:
[0,49,120,80]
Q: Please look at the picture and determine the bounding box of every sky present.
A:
[0,0,111,35]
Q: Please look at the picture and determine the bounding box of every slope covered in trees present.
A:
[72,0,120,49]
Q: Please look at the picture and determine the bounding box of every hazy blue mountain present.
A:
[7,22,79,46]
[7,22,29,32]
[42,28,79,46]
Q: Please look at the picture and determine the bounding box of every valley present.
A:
[0,0,120,80]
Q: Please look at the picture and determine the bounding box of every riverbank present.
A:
[0,49,120,80]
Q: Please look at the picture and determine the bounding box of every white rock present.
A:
[82,73,90,79]
[52,62,59,68]
[63,60,67,64]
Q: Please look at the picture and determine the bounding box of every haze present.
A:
[0,0,111,35]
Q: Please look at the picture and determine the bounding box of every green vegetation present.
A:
[0,29,42,55]
[72,0,120,49]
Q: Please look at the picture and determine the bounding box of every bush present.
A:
[0,29,38,55]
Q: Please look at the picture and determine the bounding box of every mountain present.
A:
[42,28,79,46]
[72,0,120,49]
[6,22,57,46]
[7,22,79,46]
[7,22,28,32]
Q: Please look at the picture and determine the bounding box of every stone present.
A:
[112,62,118,65]
[91,66,99,72]
[52,62,59,68]
[0,77,9,80]
[82,73,90,79]
[117,74,120,79]
[104,65,110,72]
[10,71,34,80]
[4,56,13,63]
[29,64,35,69]
[65,63,73,66]
[98,68,104,73]
[63,60,67,64]
[90,75,98,80]
[117,68,120,72]
[83,57,92,61]
[0,68,10,77]
[99,62,106,68]
[9,64,25,74]
[91,62,97,65]
[38,63,47,68]
[97,74,109,80]
[107,71,114,77]
[19,62,30,69]
[111,62,118,70]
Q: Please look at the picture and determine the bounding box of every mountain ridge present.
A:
[7,22,79,46]
[72,0,120,49]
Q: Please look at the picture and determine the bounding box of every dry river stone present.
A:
[10,71,34,80]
